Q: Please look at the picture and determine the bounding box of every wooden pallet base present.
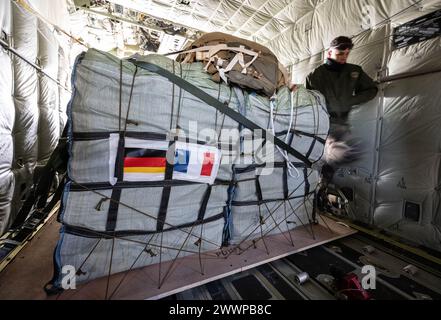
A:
[0,215,356,300]
[0,213,60,300]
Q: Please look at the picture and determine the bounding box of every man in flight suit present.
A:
[302,36,378,214]
[306,36,378,181]
[306,36,378,126]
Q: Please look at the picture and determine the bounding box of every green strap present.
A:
[129,59,312,168]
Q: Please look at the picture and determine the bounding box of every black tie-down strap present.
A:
[156,141,176,232]
[106,134,125,231]
[198,185,212,221]
[129,59,312,168]
[11,127,69,229]
[282,163,289,200]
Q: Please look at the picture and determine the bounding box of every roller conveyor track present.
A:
[169,233,441,300]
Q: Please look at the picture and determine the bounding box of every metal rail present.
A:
[0,38,72,93]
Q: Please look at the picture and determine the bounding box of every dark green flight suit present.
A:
[306,60,378,125]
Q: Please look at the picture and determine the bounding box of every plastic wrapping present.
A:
[37,20,60,164]
[0,48,15,235]
[58,46,71,135]
[11,2,40,222]
[0,0,12,36]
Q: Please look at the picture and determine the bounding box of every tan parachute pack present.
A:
[176,32,289,97]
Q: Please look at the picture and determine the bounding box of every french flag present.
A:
[173,141,221,185]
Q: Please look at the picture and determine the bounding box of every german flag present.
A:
[123,148,167,174]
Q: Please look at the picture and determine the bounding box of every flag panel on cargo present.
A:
[109,134,221,184]
[173,141,221,185]
[123,148,167,174]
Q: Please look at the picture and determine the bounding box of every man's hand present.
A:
[289,81,297,92]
